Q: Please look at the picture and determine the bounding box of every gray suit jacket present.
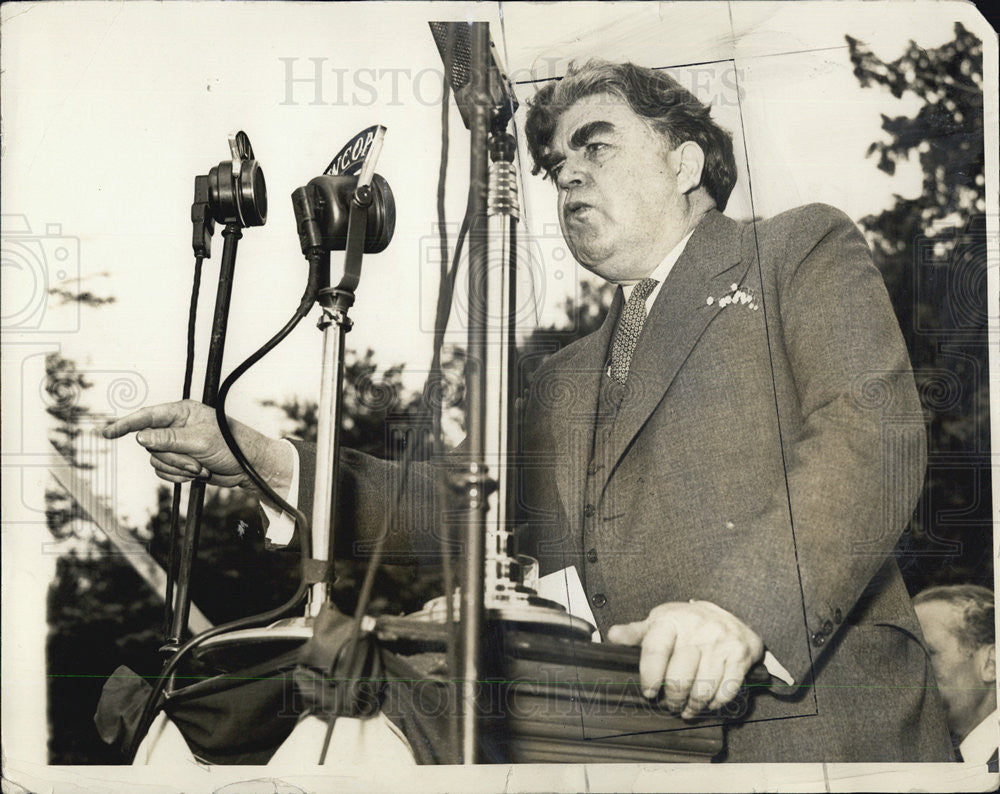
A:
[291,204,952,762]
[515,204,951,761]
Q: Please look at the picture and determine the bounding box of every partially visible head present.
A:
[523,60,737,283]
[914,584,996,740]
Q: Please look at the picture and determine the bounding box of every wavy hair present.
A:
[524,59,738,211]
[914,584,995,649]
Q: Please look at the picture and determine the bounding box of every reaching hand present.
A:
[607,600,764,719]
[102,399,292,494]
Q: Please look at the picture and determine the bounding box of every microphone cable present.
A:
[142,111,473,763]
[128,253,321,763]
[213,251,321,531]
[320,61,473,764]
[428,47,464,763]
[163,253,204,638]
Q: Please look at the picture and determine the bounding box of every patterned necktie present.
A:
[609,277,658,385]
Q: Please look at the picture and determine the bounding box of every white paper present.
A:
[537,565,602,643]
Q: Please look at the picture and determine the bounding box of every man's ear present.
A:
[975,644,996,683]
[673,141,706,195]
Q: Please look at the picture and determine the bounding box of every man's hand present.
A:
[102,399,293,497]
[607,600,764,719]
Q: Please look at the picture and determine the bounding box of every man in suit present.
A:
[104,59,953,762]
[509,59,951,761]
[915,585,998,770]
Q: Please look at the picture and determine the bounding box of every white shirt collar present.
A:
[620,230,694,306]
[960,708,999,764]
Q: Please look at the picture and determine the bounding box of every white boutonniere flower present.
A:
[707,283,759,311]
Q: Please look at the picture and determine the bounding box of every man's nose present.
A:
[556,157,589,190]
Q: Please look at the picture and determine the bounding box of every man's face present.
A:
[915,600,991,736]
[543,93,688,284]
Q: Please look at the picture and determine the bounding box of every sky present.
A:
[2,1,973,524]
[2,0,996,777]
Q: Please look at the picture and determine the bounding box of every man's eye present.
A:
[547,163,564,181]
[585,142,608,156]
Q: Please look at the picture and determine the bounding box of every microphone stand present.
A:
[162,182,214,643]
[177,159,392,666]
[307,183,373,613]
[162,130,267,648]
[164,223,242,649]
[459,20,491,765]
[433,20,592,764]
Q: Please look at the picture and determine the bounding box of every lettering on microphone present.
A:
[324,125,386,177]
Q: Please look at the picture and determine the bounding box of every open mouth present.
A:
[565,200,593,220]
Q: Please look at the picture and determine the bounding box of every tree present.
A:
[45,354,95,533]
[44,343,445,763]
[263,348,426,457]
[261,347,447,617]
[847,23,989,591]
[44,353,165,764]
[516,279,615,389]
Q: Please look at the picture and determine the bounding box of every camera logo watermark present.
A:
[2,214,82,333]
[417,223,578,337]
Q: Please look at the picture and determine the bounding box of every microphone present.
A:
[429,21,518,131]
[291,174,394,255]
[197,131,268,229]
[291,125,395,255]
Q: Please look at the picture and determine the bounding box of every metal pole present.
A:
[167,223,242,647]
[483,132,521,607]
[504,216,518,526]
[309,301,351,614]
[460,20,490,766]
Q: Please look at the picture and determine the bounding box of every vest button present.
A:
[591,593,607,608]
[584,503,596,518]
[586,548,598,563]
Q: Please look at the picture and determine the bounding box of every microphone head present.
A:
[238,159,267,227]
[292,174,394,254]
[428,21,517,131]
[205,131,267,227]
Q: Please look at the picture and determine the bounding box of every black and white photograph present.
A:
[1,2,997,791]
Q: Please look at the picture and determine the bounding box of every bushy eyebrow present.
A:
[540,120,617,175]
[570,120,615,150]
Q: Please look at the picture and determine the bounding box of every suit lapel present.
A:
[606,210,751,484]
[549,288,623,533]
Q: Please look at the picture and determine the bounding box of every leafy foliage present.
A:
[847,23,989,591]
[47,552,163,764]
[48,288,116,308]
[44,352,165,764]
[516,279,615,388]
[261,347,448,618]
[263,348,424,456]
[44,353,94,470]
[44,346,438,764]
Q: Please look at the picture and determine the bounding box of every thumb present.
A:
[607,620,648,646]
